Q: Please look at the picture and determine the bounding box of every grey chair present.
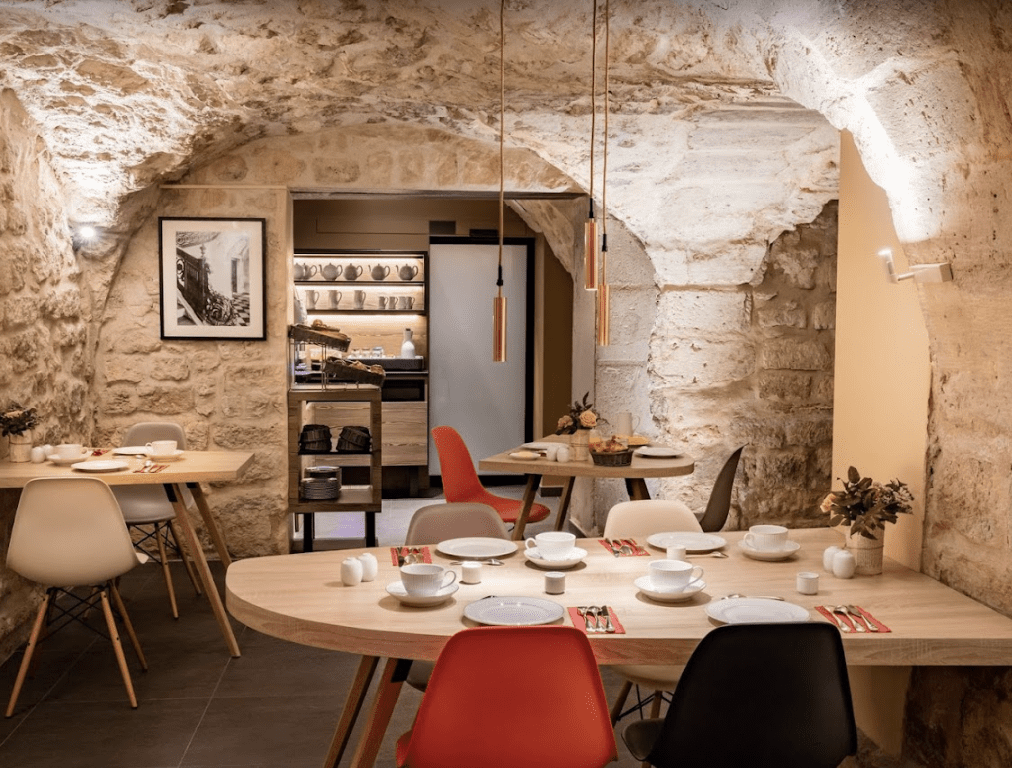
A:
[402,502,509,691]
[113,422,200,619]
[698,445,744,533]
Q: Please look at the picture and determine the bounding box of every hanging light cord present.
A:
[589,0,597,221]
[601,0,609,268]
[497,0,505,293]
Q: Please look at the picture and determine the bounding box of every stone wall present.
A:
[0,89,95,659]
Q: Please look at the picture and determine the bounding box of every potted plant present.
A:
[1,402,39,463]
[555,392,598,461]
[821,466,914,574]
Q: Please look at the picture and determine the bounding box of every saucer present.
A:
[737,539,802,561]
[48,452,91,466]
[523,546,588,570]
[634,576,706,603]
[385,581,459,607]
[509,450,540,461]
[145,448,184,461]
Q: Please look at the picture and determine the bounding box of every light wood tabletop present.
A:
[1,449,254,657]
[477,436,695,539]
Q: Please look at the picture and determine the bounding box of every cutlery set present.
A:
[577,605,616,633]
[604,538,645,557]
[816,604,883,632]
[133,463,168,474]
[395,546,423,566]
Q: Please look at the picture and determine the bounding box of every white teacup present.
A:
[55,443,85,459]
[648,559,704,592]
[400,563,457,596]
[146,440,177,457]
[525,531,577,560]
[744,524,790,552]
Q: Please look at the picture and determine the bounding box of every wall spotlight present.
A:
[878,248,953,284]
[71,224,100,252]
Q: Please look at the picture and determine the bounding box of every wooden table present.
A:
[226,528,1012,768]
[478,437,695,539]
[0,450,254,657]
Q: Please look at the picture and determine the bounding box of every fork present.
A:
[845,605,876,632]
[577,606,598,633]
[833,605,863,632]
[598,605,616,633]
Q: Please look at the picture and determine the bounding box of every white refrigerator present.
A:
[427,241,530,477]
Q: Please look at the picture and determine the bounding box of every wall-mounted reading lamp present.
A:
[878,248,953,284]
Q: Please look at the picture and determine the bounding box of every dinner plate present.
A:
[737,539,802,561]
[705,597,810,624]
[71,460,130,473]
[509,450,540,461]
[436,537,519,559]
[635,446,681,458]
[521,442,557,451]
[463,596,565,626]
[646,531,727,553]
[635,575,706,603]
[113,446,150,456]
[523,546,588,570]
[145,448,184,461]
[47,452,92,465]
[385,581,459,607]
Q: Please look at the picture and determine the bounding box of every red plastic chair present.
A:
[396,626,617,768]
[431,425,551,527]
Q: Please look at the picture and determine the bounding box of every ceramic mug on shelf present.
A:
[304,289,320,309]
[370,264,391,281]
[378,296,388,310]
[400,563,456,597]
[401,296,414,310]
[353,290,366,309]
[328,289,342,308]
[387,296,399,310]
[322,262,343,281]
[344,264,363,281]
[398,264,419,281]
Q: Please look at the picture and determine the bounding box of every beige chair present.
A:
[402,502,509,691]
[602,499,703,732]
[113,421,200,619]
[6,477,148,716]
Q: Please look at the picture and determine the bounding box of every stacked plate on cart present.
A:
[301,466,342,500]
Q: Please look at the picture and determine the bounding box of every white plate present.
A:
[635,446,681,458]
[521,442,558,451]
[47,452,92,465]
[112,446,149,456]
[705,597,810,624]
[647,532,727,553]
[523,546,588,570]
[635,575,706,603]
[145,448,185,461]
[436,537,519,559]
[385,581,459,607]
[509,450,540,461]
[737,539,802,561]
[71,460,130,472]
[463,596,565,626]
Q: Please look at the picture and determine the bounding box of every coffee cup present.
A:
[525,531,577,560]
[400,563,457,596]
[744,524,790,552]
[648,559,704,591]
[55,443,84,459]
[146,440,177,457]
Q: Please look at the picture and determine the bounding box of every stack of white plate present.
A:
[300,477,341,500]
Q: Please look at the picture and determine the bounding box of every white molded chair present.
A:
[5,477,148,716]
[602,499,703,736]
[113,422,200,619]
[403,502,509,692]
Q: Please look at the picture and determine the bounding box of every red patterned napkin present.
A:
[597,539,649,556]
[389,547,432,566]
[814,605,892,633]
[133,464,168,474]
[567,606,626,634]
[849,605,891,632]
[91,449,109,456]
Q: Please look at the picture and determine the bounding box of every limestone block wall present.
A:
[0,90,95,659]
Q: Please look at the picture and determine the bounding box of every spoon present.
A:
[449,558,504,566]
[585,606,602,633]
[837,605,866,632]
[846,605,877,632]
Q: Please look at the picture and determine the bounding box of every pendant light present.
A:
[583,0,599,291]
[492,0,508,362]
[596,0,611,346]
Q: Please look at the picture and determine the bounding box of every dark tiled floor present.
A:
[0,560,648,768]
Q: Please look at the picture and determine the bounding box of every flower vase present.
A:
[846,527,885,575]
[8,431,32,463]
[570,429,590,462]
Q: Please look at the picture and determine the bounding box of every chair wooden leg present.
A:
[99,589,138,708]
[109,581,147,671]
[154,522,179,619]
[168,519,202,596]
[610,679,633,725]
[6,593,51,718]
[648,689,663,718]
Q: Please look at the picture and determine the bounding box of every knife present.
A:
[599,605,616,633]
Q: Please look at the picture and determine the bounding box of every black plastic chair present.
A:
[622,623,857,768]
[697,445,744,532]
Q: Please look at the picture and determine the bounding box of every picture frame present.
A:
[158,217,267,340]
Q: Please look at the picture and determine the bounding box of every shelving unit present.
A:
[287,385,383,550]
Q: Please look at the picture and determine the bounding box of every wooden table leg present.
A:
[187,482,232,567]
[511,474,542,541]
[553,477,576,532]
[322,655,379,768]
[165,483,241,657]
[625,477,651,501]
[347,657,412,768]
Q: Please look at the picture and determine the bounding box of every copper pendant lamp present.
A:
[492,0,508,362]
[596,0,611,346]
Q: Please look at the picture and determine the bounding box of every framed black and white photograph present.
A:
[159,217,267,340]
